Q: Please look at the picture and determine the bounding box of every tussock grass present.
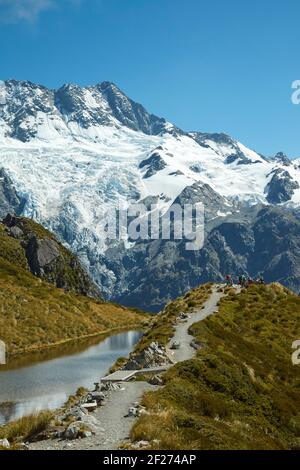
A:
[0,224,28,269]
[0,411,53,444]
[131,284,300,450]
[0,256,146,357]
[0,219,100,297]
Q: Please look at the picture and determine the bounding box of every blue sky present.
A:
[0,0,299,157]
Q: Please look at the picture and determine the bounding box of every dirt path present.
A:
[29,285,226,451]
[29,382,157,451]
[168,286,225,363]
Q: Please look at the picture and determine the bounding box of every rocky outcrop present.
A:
[1,214,101,298]
[191,132,266,165]
[124,342,172,370]
[0,168,24,219]
[139,151,167,178]
[272,152,291,166]
[26,237,60,276]
[265,169,299,204]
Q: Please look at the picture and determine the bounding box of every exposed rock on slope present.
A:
[1,214,101,298]
[265,169,299,204]
[110,205,300,311]
[0,168,24,219]
[0,217,146,356]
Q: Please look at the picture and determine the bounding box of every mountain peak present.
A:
[0,79,177,142]
[273,151,290,166]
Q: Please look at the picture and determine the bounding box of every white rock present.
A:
[0,438,10,449]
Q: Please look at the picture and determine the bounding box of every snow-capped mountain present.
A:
[1,79,300,310]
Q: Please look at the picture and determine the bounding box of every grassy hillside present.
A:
[131,284,300,450]
[132,283,212,354]
[0,223,28,269]
[0,222,147,357]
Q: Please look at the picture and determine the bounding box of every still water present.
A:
[0,330,142,425]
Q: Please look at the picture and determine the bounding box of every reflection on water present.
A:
[0,330,142,425]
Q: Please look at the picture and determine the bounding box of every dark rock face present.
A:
[191,132,237,147]
[98,82,169,135]
[225,152,260,165]
[173,181,230,227]
[191,132,265,165]
[265,169,299,204]
[273,152,291,166]
[55,83,112,129]
[0,168,24,218]
[2,81,54,142]
[25,237,60,276]
[97,205,300,312]
[2,214,101,299]
[139,151,167,178]
[2,80,178,140]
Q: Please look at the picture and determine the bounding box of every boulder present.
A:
[190,340,205,350]
[0,438,10,449]
[99,381,120,392]
[63,406,88,421]
[149,375,164,386]
[138,408,149,417]
[131,440,150,449]
[64,421,95,440]
[81,401,97,412]
[179,312,189,320]
[26,236,60,276]
[86,391,106,404]
[19,442,30,450]
[80,414,102,433]
[127,406,139,417]
[9,226,23,239]
[65,423,80,440]
[125,342,171,370]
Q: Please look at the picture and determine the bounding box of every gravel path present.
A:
[168,286,224,363]
[29,382,157,450]
[30,285,227,451]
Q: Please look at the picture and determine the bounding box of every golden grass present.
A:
[0,256,146,357]
[0,411,53,444]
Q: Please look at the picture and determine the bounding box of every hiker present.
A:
[240,274,247,288]
[257,276,265,285]
[226,274,233,287]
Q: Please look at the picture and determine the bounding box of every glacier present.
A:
[1,79,300,310]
